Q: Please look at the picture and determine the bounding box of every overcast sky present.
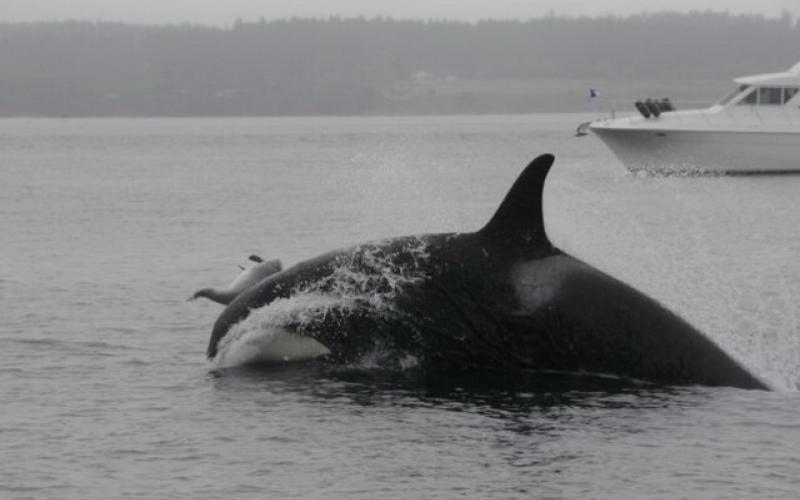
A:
[0,0,797,25]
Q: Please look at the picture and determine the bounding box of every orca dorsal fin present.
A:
[479,154,554,250]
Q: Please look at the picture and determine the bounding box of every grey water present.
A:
[2,115,799,498]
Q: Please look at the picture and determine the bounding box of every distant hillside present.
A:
[1,13,799,116]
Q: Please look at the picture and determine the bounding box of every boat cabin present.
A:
[718,64,800,108]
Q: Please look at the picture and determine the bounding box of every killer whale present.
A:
[207,154,766,390]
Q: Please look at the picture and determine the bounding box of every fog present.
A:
[0,0,797,25]
[2,13,798,116]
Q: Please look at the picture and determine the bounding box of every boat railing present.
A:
[589,98,713,120]
[588,98,798,126]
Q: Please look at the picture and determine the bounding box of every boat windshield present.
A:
[738,87,758,105]
[718,85,749,105]
[734,86,800,105]
[759,87,783,105]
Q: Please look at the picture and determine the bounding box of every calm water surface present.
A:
[1,115,799,498]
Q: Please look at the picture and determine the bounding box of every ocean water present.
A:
[1,115,799,499]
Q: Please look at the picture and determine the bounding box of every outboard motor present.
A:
[634,100,651,118]
[659,98,675,112]
[645,98,661,118]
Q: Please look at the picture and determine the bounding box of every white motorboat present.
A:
[588,62,800,174]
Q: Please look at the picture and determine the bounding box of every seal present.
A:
[191,258,282,305]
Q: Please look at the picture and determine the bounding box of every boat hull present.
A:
[591,126,800,174]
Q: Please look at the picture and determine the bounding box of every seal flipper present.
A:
[479,154,555,253]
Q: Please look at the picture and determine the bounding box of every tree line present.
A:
[1,12,798,116]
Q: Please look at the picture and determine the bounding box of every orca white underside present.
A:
[213,327,331,368]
